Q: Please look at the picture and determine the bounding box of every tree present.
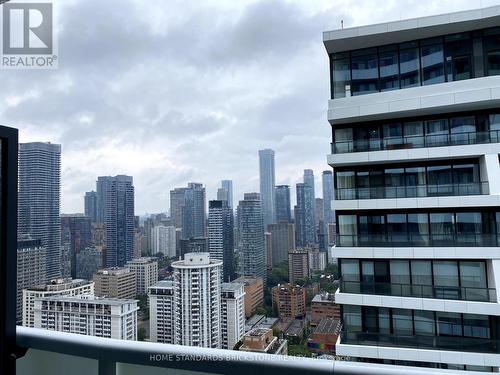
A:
[138,327,146,341]
[288,345,312,357]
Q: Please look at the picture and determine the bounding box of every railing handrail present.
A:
[335,182,489,200]
[15,326,471,375]
[332,129,500,154]
[335,233,499,247]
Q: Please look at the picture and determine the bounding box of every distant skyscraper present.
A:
[217,188,229,203]
[151,225,176,258]
[60,214,92,278]
[208,200,235,282]
[220,282,245,350]
[275,185,292,223]
[97,175,135,267]
[268,222,295,266]
[84,191,98,223]
[237,193,266,284]
[170,183,206,240]
[18,142,61,280]
[259,149,276,228]
[221,180,234,209]
[294,183,316,247]
[322,170,334,224]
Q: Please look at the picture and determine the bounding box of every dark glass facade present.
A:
[330,28,500,98]
[337,209,499,247]
[335,160,485,199]
[340,259,493,302]
[332,109,500,154]
[342,305,500,354]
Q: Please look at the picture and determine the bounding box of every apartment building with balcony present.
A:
[22,278,94,328]
[33,295,138,340]
[326,5,500,373]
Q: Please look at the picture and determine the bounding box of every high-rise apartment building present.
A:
[60,214,92,278]
[16,238,47,324]
[294,183,316,248]
[326,7,500,372]
[149,253,222,348]
[93,267,136,299]
[34,295,138,340]
[221,180,234,209]
[275,185,292,223]
[18,142,61,280]
[267,222,295,266]
[96,175,135,267]
[149,280,174,344]
[220,282,245,350]
[22,278,94,327]
[75,247,102,280]
[322,171,334,225]
[84,191,98,223]
[208,200,235,281]
[170,183,206,240]
[126,257,158,295]
[259,149,276,228]
[288,249,309,285]
[237,193,266,284]
[151,225,176,258]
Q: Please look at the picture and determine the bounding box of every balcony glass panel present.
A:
[414,310,435,336]
[332,52,351,98]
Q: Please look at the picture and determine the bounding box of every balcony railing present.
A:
[341,331,500,354]
[335,182,489,200]
[336,234,499,247]
[14,326,457,375]
[340,280,496,302]
[331,130,500,154]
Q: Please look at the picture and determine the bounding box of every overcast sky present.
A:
[3,0,500,214]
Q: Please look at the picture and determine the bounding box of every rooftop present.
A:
[37,295,138,306]
[313,318,342,335]
[323,5,500,53]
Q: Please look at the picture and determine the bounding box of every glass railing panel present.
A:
[336,234,498,247]
[332,130,500,154]
[339,280,495,302]
[340,331,500,354]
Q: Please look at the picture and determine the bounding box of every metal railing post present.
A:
[98,360,116,375]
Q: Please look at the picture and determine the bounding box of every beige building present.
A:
[271,283,306,320]
[126,257,158,295]
[239,328,287,355]
[93,267,136,299]
[22,278,94,327]
[233,276,263,318]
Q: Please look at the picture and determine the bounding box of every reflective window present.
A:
[379,46,399,91]
[437,312,462,336]
[483,28,500,76]
[444,33,473,81]
[332,53,351,98]
[460,261,487,289]
[463,314,490,339]
[426,119,449,146]
[387,214,407,243]
[392,309,413,335]
[414,311,435,336]
[411,260,432,285]
[408,214,429,244]
[343,305,362,331]
[399,42,420,88]
[390,260,410,284]
[351,48,378,96]
[341,259,360,281]
[378,308,391,334]
[421,38,445,85]
[433,261,459,287]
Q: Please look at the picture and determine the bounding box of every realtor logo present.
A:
[1,1,57,69]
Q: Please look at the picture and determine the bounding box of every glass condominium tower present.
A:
[327,6,500,373]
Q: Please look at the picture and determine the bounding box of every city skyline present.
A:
[6,0,491,215]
